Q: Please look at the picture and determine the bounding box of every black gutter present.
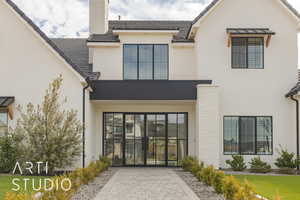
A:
[291,96,300,171]
[82,77,91,168]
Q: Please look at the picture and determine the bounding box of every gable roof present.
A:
[5,0,90,80]
[51,38,100,80]
[192,0,300,26]
[88,20,193,43]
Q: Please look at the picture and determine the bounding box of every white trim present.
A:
[172,43,195,48]
[113,30,179,35]
[87,42,121,47]
[276,0,300,23]
[4,1,86,84]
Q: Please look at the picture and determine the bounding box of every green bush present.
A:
[234,180,258,200]
[0,133,23,173]
[223,175,241,200]
[5,157,111,200]
[200,165,216,186]
[191,161,204,176]
[275,146,299,174]
[225,155,247,171]
[182,156,199,172]
[249,157,271,173]
[212,170,225,194]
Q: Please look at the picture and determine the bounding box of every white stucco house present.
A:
[1,0,300,169]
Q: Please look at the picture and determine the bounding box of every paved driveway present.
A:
[94,168,200,200]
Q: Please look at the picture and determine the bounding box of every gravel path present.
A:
[71,168,118,200]
[175,169,224,200]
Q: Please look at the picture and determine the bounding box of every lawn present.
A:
[233,175,300,200]
[0,175,48,200]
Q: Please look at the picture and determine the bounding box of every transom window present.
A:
[123,44,168,80]
[232,37,264,69]
[0,110,8,135]
[223,116,272,155]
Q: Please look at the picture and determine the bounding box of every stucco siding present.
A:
[0,1,97,168]
[193,0,298,168]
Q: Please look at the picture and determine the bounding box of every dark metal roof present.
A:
[5,0,89,80]
[286,83,300,97]
[0,97,15,108]
[227,28,276,35]
[88,20,193,43]
[90,80,212,100]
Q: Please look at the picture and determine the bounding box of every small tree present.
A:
[14,76,82,174]
[226,155,247,171]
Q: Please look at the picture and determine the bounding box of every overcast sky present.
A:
[12,0,300,38]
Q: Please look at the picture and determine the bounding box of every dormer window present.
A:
[231,37,264,69]
[123,44,168,80]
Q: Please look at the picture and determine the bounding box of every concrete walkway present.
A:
[94,168,200,200]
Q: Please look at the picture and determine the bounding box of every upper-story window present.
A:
[0,110,8,135]
[123,44,168,80]
[232,37,264,69]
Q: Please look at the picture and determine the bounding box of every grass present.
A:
[233,174,300,200]
[0,175,49,200]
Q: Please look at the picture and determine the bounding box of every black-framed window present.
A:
[224,116,272,155]
[123,44,168,80]
[0,109,8,135]
[232,37,264,69]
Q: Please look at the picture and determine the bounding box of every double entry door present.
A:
[103,113,188,166]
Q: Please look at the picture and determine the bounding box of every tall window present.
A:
[224,116,272,155]
[0,110,8,135]
[232,38,264,69]
[123,44,168,80]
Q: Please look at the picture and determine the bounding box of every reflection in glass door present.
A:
[125,114,145,165]
[103,112,188,166]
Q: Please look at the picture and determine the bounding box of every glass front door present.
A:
[103,113,188,166]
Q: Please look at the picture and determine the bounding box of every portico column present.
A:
[196,84,220,168]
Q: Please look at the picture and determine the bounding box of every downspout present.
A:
[291,96,300,171]
[82,77,91,168]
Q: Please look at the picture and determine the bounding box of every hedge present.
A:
[182,156,280,200]
[4,157,111,200]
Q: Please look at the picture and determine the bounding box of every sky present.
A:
[12,0,300,38]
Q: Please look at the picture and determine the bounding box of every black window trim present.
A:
[123,44,169,80]
[0,109,8,133]
[223,116,273,155]
[231,37,265,69]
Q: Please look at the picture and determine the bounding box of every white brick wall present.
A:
[196,85,220,167]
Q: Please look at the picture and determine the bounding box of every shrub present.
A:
[234,180,258,200]
[249,157,271,173]
[182,156,199,172]
[191,161,204,176]
[275,146,299,174]
[5,157,111,200]
[225,155,247,171]
[200,165,216,186]
[212,170,225,194]
[0,135,17,173]
[223,175,241,200]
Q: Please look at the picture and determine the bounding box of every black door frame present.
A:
[102,112,188,167]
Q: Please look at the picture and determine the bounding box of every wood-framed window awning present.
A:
[227,28,276,48]
[0,97,15,120]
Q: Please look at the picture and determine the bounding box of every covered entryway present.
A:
[103,112,188,166]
